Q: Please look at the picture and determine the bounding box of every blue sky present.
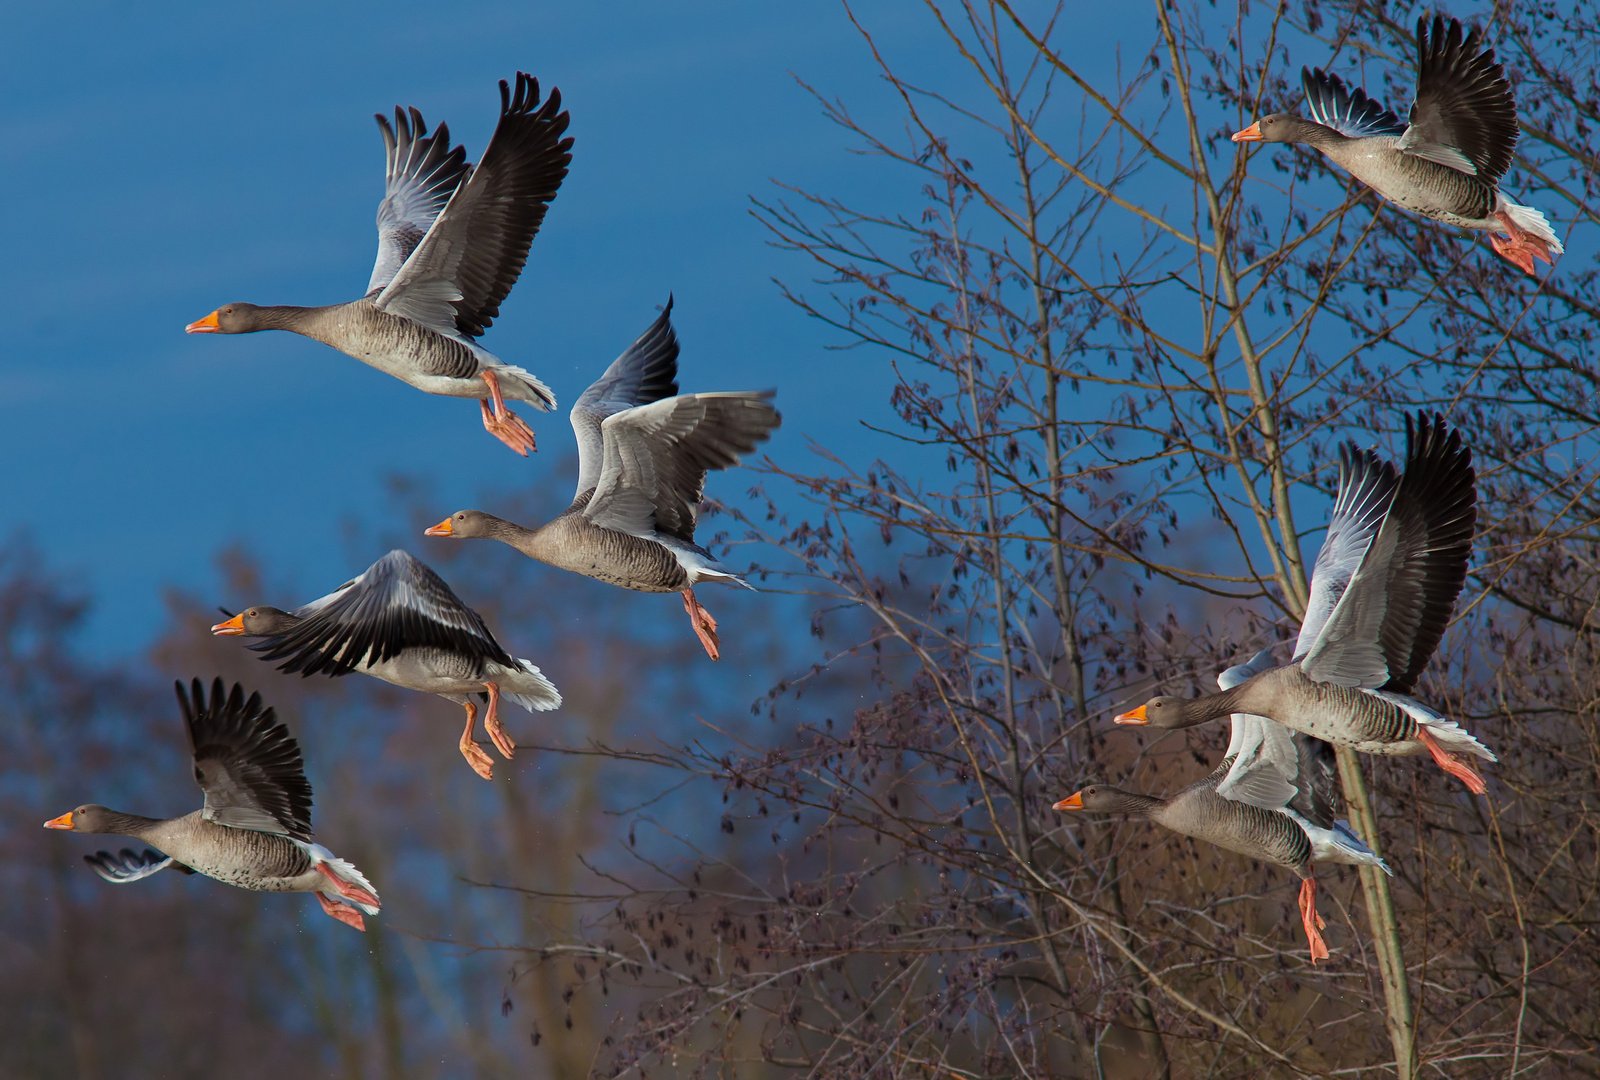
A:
[0,1,969,657]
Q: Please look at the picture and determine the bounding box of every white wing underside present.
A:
[1216,648,1299,810]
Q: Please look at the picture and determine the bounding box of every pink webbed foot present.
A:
[458,701,496,781]
[482,681,516,760]
[478,369,538,456]
[1298,878,1330,964]
[1490,214,1556,276]
[1418,727,1487,795]
[313,861,379,909]
[681,589,721,661]
[315,891,367,931]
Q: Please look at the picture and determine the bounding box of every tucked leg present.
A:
[681,589,721,661]
[1298,878,1330,964]
[313,862,379,909]
[315,891,367,931]
[482,681,516,760]
[478,369,538,456]
[1418,727,1487,795]
[457,701,496,781]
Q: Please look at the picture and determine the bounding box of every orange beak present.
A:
[185,311,221,333]
[1053,792,1085,811]
[1113,705,1148,726]
[43,811,75,830]
[211,613,246,636]
[1231,121,1263,143]
[424,517,454,537]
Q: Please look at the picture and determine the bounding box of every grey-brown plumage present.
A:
[426,300,781,661]
[212,550,560,781]
[1056,764,1332,959]
[1231,16,1561,274]
[186,72,573,454]
[1116,413,1494,792]
[44,679,380,930]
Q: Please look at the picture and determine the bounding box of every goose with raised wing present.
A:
[1059,650,1391,962]
[45,679,380,930]
[424,299,780,660]
[1232,15,1561,274]
[1115,412,1494,792]
[186,72,573,454]
[212,549,559,781]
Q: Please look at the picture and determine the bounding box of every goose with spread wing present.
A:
[45,679,380,930]
[212,549,559,781]
[1232,15,1561,274]
[1115,413,1494,792]
[1059,650,1390,962]
[424,299,780,660]
[186,72,573,454]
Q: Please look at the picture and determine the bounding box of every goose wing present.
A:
[179,678,313,842]
[374,73,573,338]
[84,848,186,883]
[1293,443,1400,666]
[1299,413,1476,692]
[1301,67,1406,139]
[584,392,781,543]
[1215,649,1298,810]
[366,107,472,297]
[252,550,513,678]
[1398,15,1517,182]
[571,301,680,499]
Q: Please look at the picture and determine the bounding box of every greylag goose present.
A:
[1115,413,1494,792]
[45,679,380,930]
[424,299,780,660]
[1232,15,1562,275]
[1059,650,1390,962]
[212,549,559,781]
[186,72,573,455]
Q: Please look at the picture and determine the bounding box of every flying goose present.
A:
[1115,412,1494,792]
[424,299,780,660]
[212,549,559,781]
[1059,650,1391,962]
[45,679,380,930]
[186,72,574,455]
[1232,15,1561,275]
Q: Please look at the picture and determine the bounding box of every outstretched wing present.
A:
[367,107,472,296]
[84,848,185,883]
[1399,15,1517,182]
[1294,443,1400,666]
[252,550,513,678]
[1216,649,1298,810]
[375,73,573,338]
[1299,413,1476,692]
[571,300,681,498]
[584,392,781,543]
[1302,67,1406,139]
[179,678,313,842]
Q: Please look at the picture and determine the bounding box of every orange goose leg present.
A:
[1298,878,1330,964]
[481,681,516,760]
[1489,213,1556,275]
[314,862,379,909]
[315,892,367,931]
[1417,727,1487,794]
[457,701,496,781]
[478,369,537,456]
[682,589,721,661]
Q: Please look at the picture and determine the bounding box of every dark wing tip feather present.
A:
[181,677,313,842]
[1378,412,1476,693]
[449,72,574,338]
[1411,13,1517,181]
